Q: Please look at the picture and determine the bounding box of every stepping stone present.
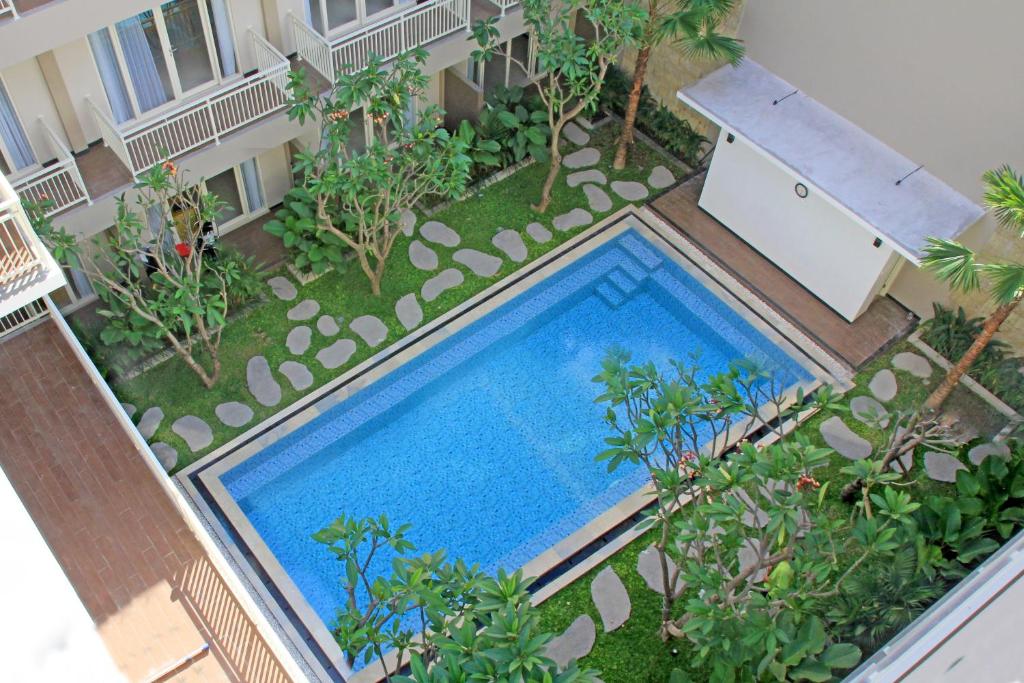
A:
[869,369,898,402]
[563,147,600,169]
[350,315,388,347]
[137,407,164,440]
[566,169,607,188]
[279,360,313,391]
[924,451,967,483]
[286,326,312,355]
[563,120,591,146]
[399,208,416,237]
[287,299,320,321]
[268,276,297,301]
[582,184,612,212]
[171,415,213,453]
[454,249,502,277]
[545,615,595,670]
[889,452,914,473]
[737,538,769,582]
[820,416,872,460]
[316,339,357,369]
[491,229,527,262]
[968,442,1011,466]
[215,402,253,428]
[526,222,552,243]
[151,442,178,471]
[247,356,282,407]
[637,544,682,596]
[851,395,890,429]
[422,268,464,302]
[396,293,423,331]
[317,315,340,337]
[610,180,649,201]
[420,221,460,248]
[553,208,593,231]
[736,488,770,529]
[893,351,932,379]
[647,165,675,189]
[121,403,137,419]
[590,567,630,632]
[409,239,438,271]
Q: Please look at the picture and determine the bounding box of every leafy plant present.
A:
[956,452,1024,539]
[264,186,349,276]
[474,85,551,168]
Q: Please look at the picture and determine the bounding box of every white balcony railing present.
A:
[291,0,472,83]
[12,119,90,217]
[0,0,18,20]
[487,0,518,15]
[89,29,290,176]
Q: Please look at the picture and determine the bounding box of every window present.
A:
[201,158,266,234]
[305,0,413,35]
[0,78,36,172]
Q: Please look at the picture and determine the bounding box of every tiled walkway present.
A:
[0,320,293,683]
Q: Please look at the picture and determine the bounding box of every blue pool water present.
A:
[222,228,813,629]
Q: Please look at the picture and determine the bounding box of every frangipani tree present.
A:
[921,165,1024,411]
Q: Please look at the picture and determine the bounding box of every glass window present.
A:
[163,0,216,92]
[205,168,243,224]
[206,0,238,77]
[0,80,36,171]
[115,11,174,112]
[325,0,357,30]
[239,158,265,213]
[88,28,135,124]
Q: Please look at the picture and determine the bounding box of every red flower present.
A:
[796,474,821,492]
[162,161,177,176]
[174,242,192,258]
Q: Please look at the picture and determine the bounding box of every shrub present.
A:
[264,186,349,277]
[474,85,551,168]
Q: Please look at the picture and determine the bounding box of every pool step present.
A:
[595,281,625,308]
[619,234,663,271]
[607,268,639,296]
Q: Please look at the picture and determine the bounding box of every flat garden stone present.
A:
[422,268,464,302]
[279,360,313,391]
[420,220,460,247]
[738,538,768,582]
[563,147,600,169]
[137,407,164,440]
[316,339,357,369]
[893,351,933,379]
[924,451,968,483]
[526,222,552,243]
[151,442,178,471]
[968,442,1011,466]
[566,169,607,187]
[590,566,630,632]
[563,120,591,145]
[869,369,898,402]
[582,184,612,212]
[889,452,914,473]
[545,615,595,670]
[736,488,770,529]
[395,293,423,331]
[121,403,137,418]
[399,208,416,237]
[637,544,682,596]
[553,208,593,231]
[317,315,340,337]
[820,416,872,460]
[409,239,438,271]
[492,229,527,262]
[647,165,676,189]
[215,401,253,428]
[454,249,502,277]
[610,180,649,201]
[851,395,891,429]
[287,299,320,321]
[267,276,297,301]
[172,415,213,452]
[247,356,282,407]
[350,315,388,347]
[286,326,312,355]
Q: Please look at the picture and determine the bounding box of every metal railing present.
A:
[487,0,518,15]
[0,298,46,336]
[89,29,290,176]
[11,119,90,216]
[0,177,46,287]
[0,0,18,19]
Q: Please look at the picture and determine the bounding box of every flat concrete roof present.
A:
[678,59,985,262]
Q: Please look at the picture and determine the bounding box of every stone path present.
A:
[137,407,164,440]
[171,415,213,452]
[637,544,682,596]
[553,208,593,231]
[610,180,649,202]
[287,299,320,321]
[737,538,769,582]
[545,615,595,670]
[567,169,607,188]
[492,229,527,262]
[422,268,464,301]
[563,121,591,146]
[590,566,630,633]
[350,315,388,347]
[122,403,137,418]
[647,165,676,189]
[924,451,967,483]
[286,326,312,355]
[583,184,612,212]
[736,488,770,529]
[409,240,438,271]
[420,221,460,248]
[892,351,932,379]
[151,442,178,471]
[563,147,600,169]
[968,442,1010,466]
[454,249,502,277]
[317,315,340,337]
[247,356,282,407]
[889,452,913,473]
[395,293,423,331]
[869,369,898,402]
[279,360,313,391]
[820,416,872,460]
[526,222,552,243]
[399,208,416,237]
[850,395,890,429]
[215,401,253,428]
[316,339,357,369]
[268,276,297,301]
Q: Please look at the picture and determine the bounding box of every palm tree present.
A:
[611,0,744,171]
[920,165,1024,411]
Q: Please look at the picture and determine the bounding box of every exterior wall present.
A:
[256,143,293,207]
[1,58,64,166]
[443,65,483,129]
[228,0,269,69]
[51,38,108,148]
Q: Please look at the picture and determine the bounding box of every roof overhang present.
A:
[677,60,985,264]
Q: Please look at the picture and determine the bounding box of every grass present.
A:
[90,121,675,471]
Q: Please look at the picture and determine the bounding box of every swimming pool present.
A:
[199,217,823,671]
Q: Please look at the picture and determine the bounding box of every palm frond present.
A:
[675,22,745,64]
[682,0,738,22]
[982,165,1024,236]
[920,237,981,293]
[980,262,1024,305]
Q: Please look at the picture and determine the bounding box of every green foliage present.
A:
[264,186,349,276]
[475,85,551,167]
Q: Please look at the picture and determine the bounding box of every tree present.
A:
[612,0,743,170]
[285,49,474,295]
[920,165,1024,411]
[29,163,262,388]
[472,0,644,213]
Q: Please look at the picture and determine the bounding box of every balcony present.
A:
[10,120,91,217]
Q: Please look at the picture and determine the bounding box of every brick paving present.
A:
[0,320,293,683]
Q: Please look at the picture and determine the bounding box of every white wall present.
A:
[699,130,899,321]
[1,59,64,165]
[256,143,292,206]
